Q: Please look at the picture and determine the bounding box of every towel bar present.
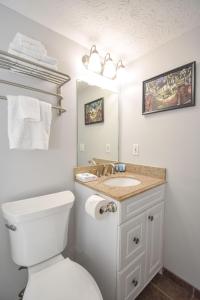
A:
[0,49,70,114]
[0,96,66,113]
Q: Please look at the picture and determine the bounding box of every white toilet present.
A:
[2,191,103,300]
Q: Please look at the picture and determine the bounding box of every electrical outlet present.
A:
[132,144,139,155]
[106,144,111,153]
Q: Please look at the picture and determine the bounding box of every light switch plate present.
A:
[132,144,139,155]
[106,144,111,153]
[80,143,85,152]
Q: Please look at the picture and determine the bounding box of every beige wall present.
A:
[120,26,200,289]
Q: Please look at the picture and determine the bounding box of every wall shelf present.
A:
[0,49,71,114]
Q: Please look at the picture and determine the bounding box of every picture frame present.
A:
[142,62,196,115]
[84,97,104,125]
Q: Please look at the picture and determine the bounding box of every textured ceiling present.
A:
[1,0,200,63]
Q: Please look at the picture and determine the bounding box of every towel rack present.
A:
[0,49,71,114]
[0,96,66,113]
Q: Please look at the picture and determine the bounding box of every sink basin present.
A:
[103,177,141,187]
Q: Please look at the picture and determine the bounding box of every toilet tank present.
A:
[1,191,74,267]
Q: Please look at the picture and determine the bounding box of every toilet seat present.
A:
[23,258,103,300]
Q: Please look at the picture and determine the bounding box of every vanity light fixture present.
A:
[82,45,102,74]
[102,53,116,79]
[82,45,125,80]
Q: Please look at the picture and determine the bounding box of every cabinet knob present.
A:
[132,279,138,287]
[133,237,140,244]
[148,215,154,222]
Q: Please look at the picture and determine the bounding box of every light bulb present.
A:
[88,45,102,74]
[88,52,102,73]
[103,53,116,79]
[116,60,125,81]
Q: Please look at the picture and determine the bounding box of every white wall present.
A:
[77,84,118,165]
[0,4,86,300]
[120,26,200,289]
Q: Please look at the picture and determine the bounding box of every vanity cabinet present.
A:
[74,183,165,300]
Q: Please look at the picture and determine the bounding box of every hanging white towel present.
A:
[18,96,40,121]
[7,96,52,150]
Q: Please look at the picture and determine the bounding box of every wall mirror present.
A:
[77,80,119,166]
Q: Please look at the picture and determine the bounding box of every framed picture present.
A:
[85,97,104,125]
[142,62,196,115]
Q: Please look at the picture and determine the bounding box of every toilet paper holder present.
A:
[99,202,117,214]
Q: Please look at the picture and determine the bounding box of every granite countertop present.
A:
[75,170,166,201]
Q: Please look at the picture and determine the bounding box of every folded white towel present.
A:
[8,49,58,70]
[12,33,47,56]
[7,96,52,150]
[41,55,58,66]
[18,96,40,121]
[9,43,58,65]
[9,42,44,61]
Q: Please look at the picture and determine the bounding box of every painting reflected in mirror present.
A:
[85,98,104,125]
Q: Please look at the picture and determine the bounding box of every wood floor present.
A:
[136,273,200,300]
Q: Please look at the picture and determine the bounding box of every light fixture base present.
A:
[82,55,89,66]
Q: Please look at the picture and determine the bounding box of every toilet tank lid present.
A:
[1,191,74,223]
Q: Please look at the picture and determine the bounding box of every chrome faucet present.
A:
[102,163,116,176]
[88,159,96,166]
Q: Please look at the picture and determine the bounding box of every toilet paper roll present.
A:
[85,195,109,219]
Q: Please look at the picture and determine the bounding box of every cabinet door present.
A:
[118,212,146,271]
[146,202,164,281]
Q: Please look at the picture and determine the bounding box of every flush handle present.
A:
[132,279,138,287]
[148,215,154,222]
[5,224,17,231]
[133,237,140,244]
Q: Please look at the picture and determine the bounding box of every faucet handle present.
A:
[102,165,109,176]
[109,163,116,174]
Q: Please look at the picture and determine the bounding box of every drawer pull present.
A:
[133,237,140,244]
[132,279,138,287]
[148,215,154,222]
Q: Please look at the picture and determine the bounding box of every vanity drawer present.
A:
[119,185,165,224]
[118,212,146,271]
[117,253,145,300]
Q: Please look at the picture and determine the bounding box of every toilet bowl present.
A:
[2,191,103,300]
[23,256,102,300]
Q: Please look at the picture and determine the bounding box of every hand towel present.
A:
[18,96,40,122]
[8,49,58,70]
[41,55,58,66]
[9,42,44,61]
[12,33,47,56]
[7,96,52,150]
[9,46,58,67]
